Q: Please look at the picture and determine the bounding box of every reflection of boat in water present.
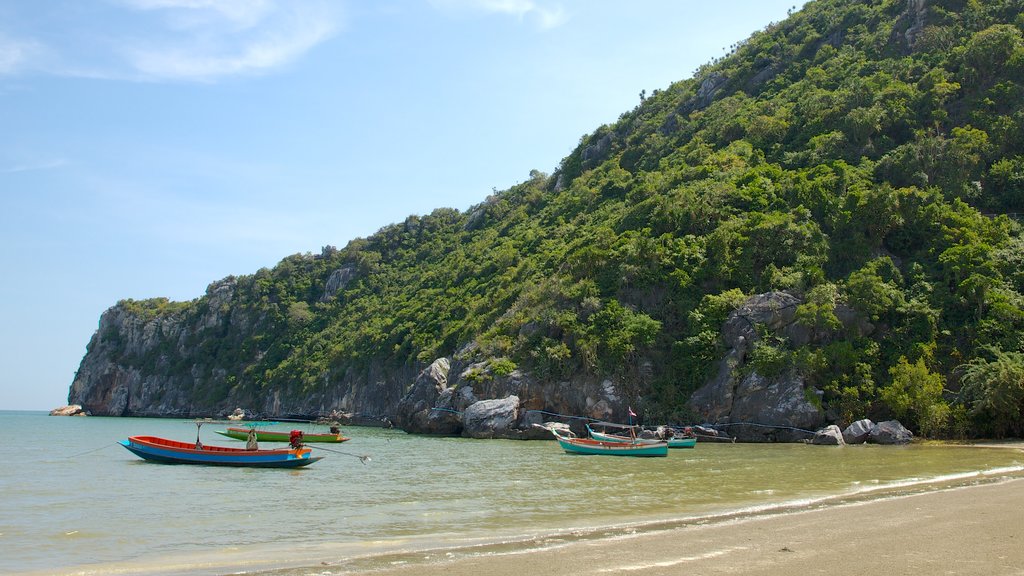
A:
[551,428,668,457]
[215,426,349,443]
[119,435,324,468]
[587,422,697,449]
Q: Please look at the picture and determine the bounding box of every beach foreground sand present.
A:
[357,477,1024,576]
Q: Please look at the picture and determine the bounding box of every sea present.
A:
[2,410,1022,575]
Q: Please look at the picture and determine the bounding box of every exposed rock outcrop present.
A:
[394,355,635,440]
[899,0,928,51]
[696,72,728,108]
[812,425,845,445]
[463,396,520,439]
[50,404,86,416]
[68,280,411,421]
[869,420,914,445]
[581,133,613,167]
[320,265,357,302]
[393,358,459,435]
[687,290,881,442]
[843,419,874,444]
[70,284,874,443]
[689,292,825,442]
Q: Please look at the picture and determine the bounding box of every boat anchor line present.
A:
[707,422,818,435]
[310,445,372,465]
[436,408,814,441]
[67,442,121,458]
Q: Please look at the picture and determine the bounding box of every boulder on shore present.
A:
[842,419,874,444]
[50,404,87,416]
[463,396,520,439]
[869,420,913,444]
[811,425,845,445]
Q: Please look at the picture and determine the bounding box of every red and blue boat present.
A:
[119,435,324,468]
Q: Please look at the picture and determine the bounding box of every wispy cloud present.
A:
[0,0,339,82]
[116,0,277,31]
[124,2,337,81]
[0,159,67,174]
[0,34,45,74]
[430,0,568,30]
[120,0,339,81]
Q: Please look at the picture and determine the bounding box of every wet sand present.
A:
[353,477,1024,576]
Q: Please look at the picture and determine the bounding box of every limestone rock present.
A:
[842,419,874,444]
[688,291,883,442]
[869,420,914,445]
[463,396,520,439]
[393,358,453,434]
[225,407,248,421]
[320,265,357,302]
[582,133,612,166]
[727,371,825,442]
[812,425,845,445]
[49,404,86,416]
[696,72,728,108]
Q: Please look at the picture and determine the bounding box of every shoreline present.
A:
[23,441,1024,576]
[28,476,1024,576]
[301,475,1024,576]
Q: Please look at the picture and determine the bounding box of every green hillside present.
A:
[87,0,1024,438]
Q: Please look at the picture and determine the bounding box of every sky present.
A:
[0,0,804,411]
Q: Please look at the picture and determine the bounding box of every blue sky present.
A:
[0,0,803,410]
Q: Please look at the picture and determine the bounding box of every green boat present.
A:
[587,423,697,449]
[666,436,697,448]
[215,426,349,443]
[552,428,668,457]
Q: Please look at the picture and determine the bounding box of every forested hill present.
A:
[70,0,1024,440]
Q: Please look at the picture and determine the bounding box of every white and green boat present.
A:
[551,428,668,457]
[586,423,697,449]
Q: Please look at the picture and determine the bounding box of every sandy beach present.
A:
[347,476,1024,576]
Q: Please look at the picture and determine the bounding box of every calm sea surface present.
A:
[1,410,1022,575]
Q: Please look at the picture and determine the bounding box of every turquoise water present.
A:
[1,410,1022,575]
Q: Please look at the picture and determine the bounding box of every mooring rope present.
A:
[705,421,818,435]
[438,407,815,442]
[311,445,372,465]
[523,409,601,422]
[69,443,120,458]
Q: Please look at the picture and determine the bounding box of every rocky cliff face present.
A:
[392,356,632,439]
[70,283,860,442]
[389,291,867,442]
[69,277,409,422]
[688,291,872,442]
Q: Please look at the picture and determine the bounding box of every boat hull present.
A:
[555,435,668,457]
[667,437,697,448]
[215,427,349,443]
[588,427,697,449]
[119,436,323,468]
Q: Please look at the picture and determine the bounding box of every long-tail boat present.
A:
[587,423,697,448]
[214,426,349,443]
[551,428,668,457]
[119,435,324,468]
